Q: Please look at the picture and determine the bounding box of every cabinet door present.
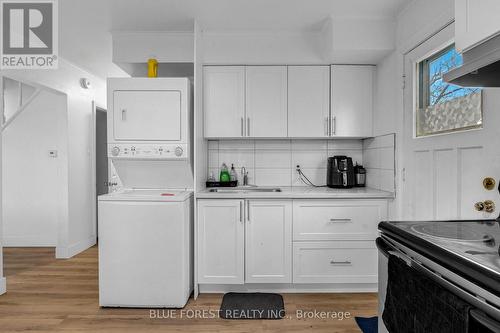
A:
[203,66,245,138]
[288,66,330,137]
[197,200,244,284]
[245,200,292,283]
[331,65,373,137]
[246,66,288,137]
[113,90,181,141]
[455,0,500,52]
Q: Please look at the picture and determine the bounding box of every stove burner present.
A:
[411,224,494,242]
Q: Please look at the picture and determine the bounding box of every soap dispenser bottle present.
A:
[230,164,238,183]
[219,163,230,182]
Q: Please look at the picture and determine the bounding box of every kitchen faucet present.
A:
[241,167,249,186]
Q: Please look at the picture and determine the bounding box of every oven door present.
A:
[376,236,500,333]
[376,237,390,333]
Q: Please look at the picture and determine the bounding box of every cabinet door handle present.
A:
[329,218,352,223]
[324,117,329,136]
[241,117,244,137]
[121,109,127,121]
[330,259,352,265]
[331,116,336,135]
[247,117,250,137]
[240,201,243,223]
[246,201,250,222]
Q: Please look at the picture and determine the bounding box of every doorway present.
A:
[95,107,108,240]
[401,23,500,220]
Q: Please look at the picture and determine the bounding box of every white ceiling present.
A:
[59,0,411,79]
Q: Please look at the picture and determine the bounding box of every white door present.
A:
[203,66,245,138]
[197,200,244,284]
[455,0,500,52]
[402,24,500,221]
[331,65,374,137]
[246,66,288,137]
[113,90,181,141]
[245,200,292,283]
[288,66,330,138]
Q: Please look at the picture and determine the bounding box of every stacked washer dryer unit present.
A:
[98,78,193,308]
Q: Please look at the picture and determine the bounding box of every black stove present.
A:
[379,219,500,296]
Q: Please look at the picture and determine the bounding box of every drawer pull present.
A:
[330,260,352,265]
[328,218,352,223]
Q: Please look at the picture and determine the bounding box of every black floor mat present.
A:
[219,292,285,319]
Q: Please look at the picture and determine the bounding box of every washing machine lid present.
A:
[98,189,193,202]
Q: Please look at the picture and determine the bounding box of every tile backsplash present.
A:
[208,139,364,187]
[362,134,396,192]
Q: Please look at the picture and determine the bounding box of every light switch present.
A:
[48,150,58,158]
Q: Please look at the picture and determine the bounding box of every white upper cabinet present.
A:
[245,66,288,137]
[203,66,245,138]
[113,90,182,141]
[455,0,500,53]
[288,66,330,138]
[245,200,292,283]
[331,65,373,138]
[203,65,374,138]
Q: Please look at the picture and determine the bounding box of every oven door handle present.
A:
[470,309,500,332]
[376,237,393,258]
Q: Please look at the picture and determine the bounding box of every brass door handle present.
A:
[475,200,495,213]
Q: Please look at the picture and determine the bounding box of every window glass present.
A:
[416,44,482,137]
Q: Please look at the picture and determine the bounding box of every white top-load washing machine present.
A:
[98,78,193,308]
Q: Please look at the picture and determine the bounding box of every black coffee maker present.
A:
[327,156,355,188]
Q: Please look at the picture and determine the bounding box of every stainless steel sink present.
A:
[208,187,282,193]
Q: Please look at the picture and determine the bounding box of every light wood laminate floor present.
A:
[0,246,377,332]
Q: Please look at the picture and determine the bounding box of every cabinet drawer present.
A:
[293,241,377,284]
[293,200,386,241]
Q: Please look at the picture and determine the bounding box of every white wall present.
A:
[203,31,325,65]
[2,90,68,246]
[1,58,106,260]
[373,52,398,137]
[373,0,455,219]
[396,0,454,54]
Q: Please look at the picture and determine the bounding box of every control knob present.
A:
[111,146,120,156]
[174,146,183,157]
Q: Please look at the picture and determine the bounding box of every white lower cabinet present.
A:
[197,198,386,288]
[293,241,378,284]
[245,200,292,283]
[292,200,386,284]
[197,199,292,284]
[197,199,244,284]
[293,200,385,241]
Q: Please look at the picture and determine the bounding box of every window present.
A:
[416,44,482,137]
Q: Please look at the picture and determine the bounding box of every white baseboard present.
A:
[199,283,378,294]
[0,277,6,295]
[56,235,96,259]
[3,235,56,247]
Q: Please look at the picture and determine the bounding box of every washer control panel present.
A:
[108,144,188,159]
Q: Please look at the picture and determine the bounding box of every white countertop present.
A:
[196,186,394,199]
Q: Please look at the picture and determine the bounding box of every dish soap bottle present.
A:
[230,164,238,183]
[219,163,230,182]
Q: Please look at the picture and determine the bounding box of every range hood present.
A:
[444,34,500,87]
